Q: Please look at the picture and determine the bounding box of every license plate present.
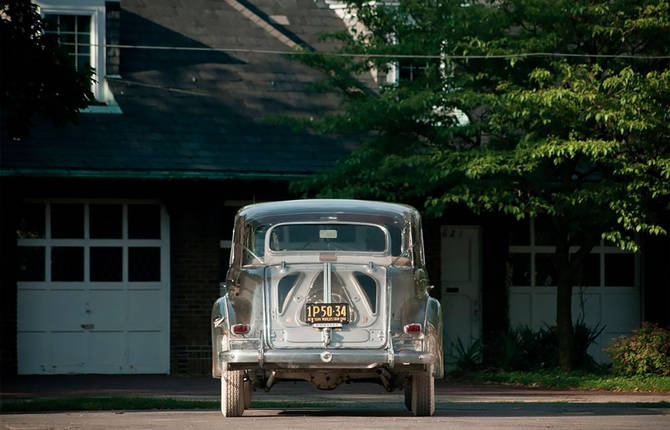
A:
[305,303,349,324]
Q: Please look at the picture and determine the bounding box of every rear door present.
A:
[266,263,387,349]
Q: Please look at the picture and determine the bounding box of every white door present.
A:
[16,201,170,374]
[441,225,482,365]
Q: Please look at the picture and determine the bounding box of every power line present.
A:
[71,42,670,60]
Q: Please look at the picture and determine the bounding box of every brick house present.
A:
[1,0,667,376]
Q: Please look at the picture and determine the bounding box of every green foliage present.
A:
[291,0,669,251]
[605,322,670,376]
[459,369,670,392]
[450,337,483,372]
[0,0,93,139]
[487,318,605,371]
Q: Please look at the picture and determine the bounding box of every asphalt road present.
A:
[2,378,669,429]
[2,399,669,430]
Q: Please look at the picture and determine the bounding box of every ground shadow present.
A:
[253,401,670,418]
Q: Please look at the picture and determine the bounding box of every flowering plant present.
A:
[605,322,670,376]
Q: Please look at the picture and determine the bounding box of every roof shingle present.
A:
[1,0,353,179]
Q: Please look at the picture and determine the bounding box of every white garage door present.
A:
[16,200,170,374]
[507,219,640,363]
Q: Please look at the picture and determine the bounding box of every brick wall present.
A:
[169,201,224,375]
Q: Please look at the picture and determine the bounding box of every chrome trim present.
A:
[324,262,332,302]
[220,348,434,368]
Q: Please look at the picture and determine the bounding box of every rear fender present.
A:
[212,268,264,377]
[424,297,444,378]
[393,289,444,378]
[211,295,234,377]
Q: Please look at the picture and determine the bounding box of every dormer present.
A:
[35,0,120,109]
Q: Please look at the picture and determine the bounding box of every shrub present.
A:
[450,337,483,372]
[605,322,670,376]
[573,318,606,369]
[485,318,604,371]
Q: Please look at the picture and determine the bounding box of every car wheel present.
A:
[221,370,244,417]
[403,378,412,411]
[411,371,435,416]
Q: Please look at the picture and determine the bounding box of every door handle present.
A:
[81,324,95,330]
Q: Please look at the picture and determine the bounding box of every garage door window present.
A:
[17,203,45,239]
[16,202,164,284]
[129,205,161,239]
[90,247,122,282]
[17,246,45,282]
[90,204,122,239]
[129,247,161,282]
[51,247,84,282]
[508,219,637,288]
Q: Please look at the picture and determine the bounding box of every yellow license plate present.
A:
[305,303,350,324]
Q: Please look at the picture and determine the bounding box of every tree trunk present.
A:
[553,219,574,370]
[552,217,599,371]
[556,272,574,370]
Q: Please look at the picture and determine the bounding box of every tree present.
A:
[0,0,93,139]
[292,0,670,369]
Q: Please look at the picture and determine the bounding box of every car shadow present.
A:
[247,401,669,418]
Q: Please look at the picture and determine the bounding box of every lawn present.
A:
[454,369,670,392]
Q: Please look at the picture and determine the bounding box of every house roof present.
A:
[1,0,354,180]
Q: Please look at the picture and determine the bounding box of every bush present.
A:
[449,337,483,372]
[485,318,604,371]
[605,322,670,376]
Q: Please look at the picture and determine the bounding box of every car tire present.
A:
[403,378,412,411]
[411,371,435,416]
[221,370,244,417]
[243,376,252,410]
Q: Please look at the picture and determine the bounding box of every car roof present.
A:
[237,199,418,226]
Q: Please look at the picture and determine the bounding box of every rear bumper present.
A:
[220,348,435,370]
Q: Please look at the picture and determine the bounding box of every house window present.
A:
[36,1,107,102]
[398,60,427,82]
[507,219,637,288]
[44,14,92,72]
[387,60,428,84]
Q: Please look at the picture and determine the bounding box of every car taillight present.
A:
[232,324,249,335]
[404,323,422,334]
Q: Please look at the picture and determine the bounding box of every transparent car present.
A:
[211,199,443,416]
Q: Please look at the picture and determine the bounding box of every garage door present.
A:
[16,201,170,374]
[507,219,640,363]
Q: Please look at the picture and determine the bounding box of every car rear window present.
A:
[269,223,387,253]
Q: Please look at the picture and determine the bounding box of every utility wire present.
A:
[71,42,670,60]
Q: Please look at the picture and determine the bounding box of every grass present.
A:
[0,397,335,413]
[453,369,670,392]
